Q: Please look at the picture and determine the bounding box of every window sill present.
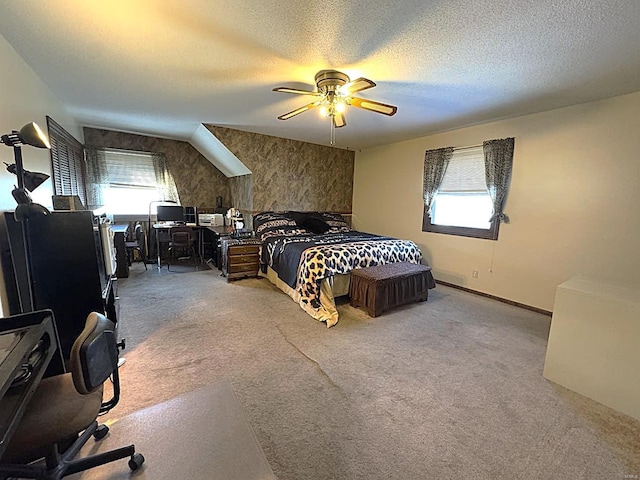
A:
[422,206,499,240]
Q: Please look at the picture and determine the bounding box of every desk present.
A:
[204,226,232,268]
[0,310,60,458]
[152,224,205,268]
[152,224,233,269]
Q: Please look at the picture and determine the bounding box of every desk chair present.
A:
[167,226,198,270]
[0,312,144,479]
[124,223,147,270]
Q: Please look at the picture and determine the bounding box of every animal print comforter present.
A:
[261,231,422,326]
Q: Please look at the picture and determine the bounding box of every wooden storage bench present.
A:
[349,262,435,317]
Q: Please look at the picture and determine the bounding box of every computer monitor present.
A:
[156,205,184,223]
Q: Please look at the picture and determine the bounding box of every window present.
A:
[423,146,499,240]
[47,116,87,206]
[85,148,179,216]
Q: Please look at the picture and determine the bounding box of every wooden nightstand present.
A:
[221,238,262,281]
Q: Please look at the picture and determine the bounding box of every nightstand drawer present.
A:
[228,244,260,255]
[229,254,258,265]
[229,262,259,274]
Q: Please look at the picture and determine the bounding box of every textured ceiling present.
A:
[2,0,640,150]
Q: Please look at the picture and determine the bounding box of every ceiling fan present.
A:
[273,70,398,131]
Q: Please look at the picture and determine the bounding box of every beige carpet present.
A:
[72,380,276,479]
[105,263,639,479]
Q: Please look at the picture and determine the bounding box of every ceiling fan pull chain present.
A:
[330,118,336,145]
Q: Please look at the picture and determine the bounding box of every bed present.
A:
[254,211,432,326]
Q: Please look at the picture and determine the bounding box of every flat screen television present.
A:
[156,205,185,223]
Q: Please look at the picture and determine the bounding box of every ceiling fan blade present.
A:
[277,102,320,120]
[340,77,376,95]
[273,87,319,96]
[333,113,346,128]
[349,97,398,116]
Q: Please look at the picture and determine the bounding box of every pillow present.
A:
[253,211,309,241]
[282,211,331,234]
[284,211,320,223]
[298,215,331,234]
[253,211,284,230]
[319,212,351,233]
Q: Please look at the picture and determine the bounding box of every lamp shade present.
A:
[18,122,51,149]
[1,122,51,149]
[5,163,50,192]
[23,169,50,191]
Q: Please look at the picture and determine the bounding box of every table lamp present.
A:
[1,122,51,220]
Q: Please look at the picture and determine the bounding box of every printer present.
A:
[198,213,224,226]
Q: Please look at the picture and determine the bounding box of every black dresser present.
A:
[0,211,118,369]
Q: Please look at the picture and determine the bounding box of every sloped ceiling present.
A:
[1,0,640,152]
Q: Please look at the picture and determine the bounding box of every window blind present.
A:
[47,116,87,205]
[85,147,179,212]
[439,146,487,193]
[99,150,158,187]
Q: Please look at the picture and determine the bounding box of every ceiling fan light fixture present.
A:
[273,69,397,145]
[314,70,350,90]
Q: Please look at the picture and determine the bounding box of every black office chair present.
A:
[124,223,147,270]
[0,312,144,479]
[167,226,198,270]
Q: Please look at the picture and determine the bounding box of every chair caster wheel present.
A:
[129,453,145,471]
[93,424,109,440]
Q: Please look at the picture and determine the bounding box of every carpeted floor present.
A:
[108,262,640,479]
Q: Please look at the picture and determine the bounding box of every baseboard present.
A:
[435,280,552,316]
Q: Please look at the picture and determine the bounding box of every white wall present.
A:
[0,33,81,316]
[353,91,640,312]
[0,33,81,211]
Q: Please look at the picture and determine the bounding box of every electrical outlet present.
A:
[472,269,479,278]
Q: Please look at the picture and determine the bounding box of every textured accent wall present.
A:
[82,126,355,218]
[83,127,230,209]
[229,174,252,211]
[205,125,354,213]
